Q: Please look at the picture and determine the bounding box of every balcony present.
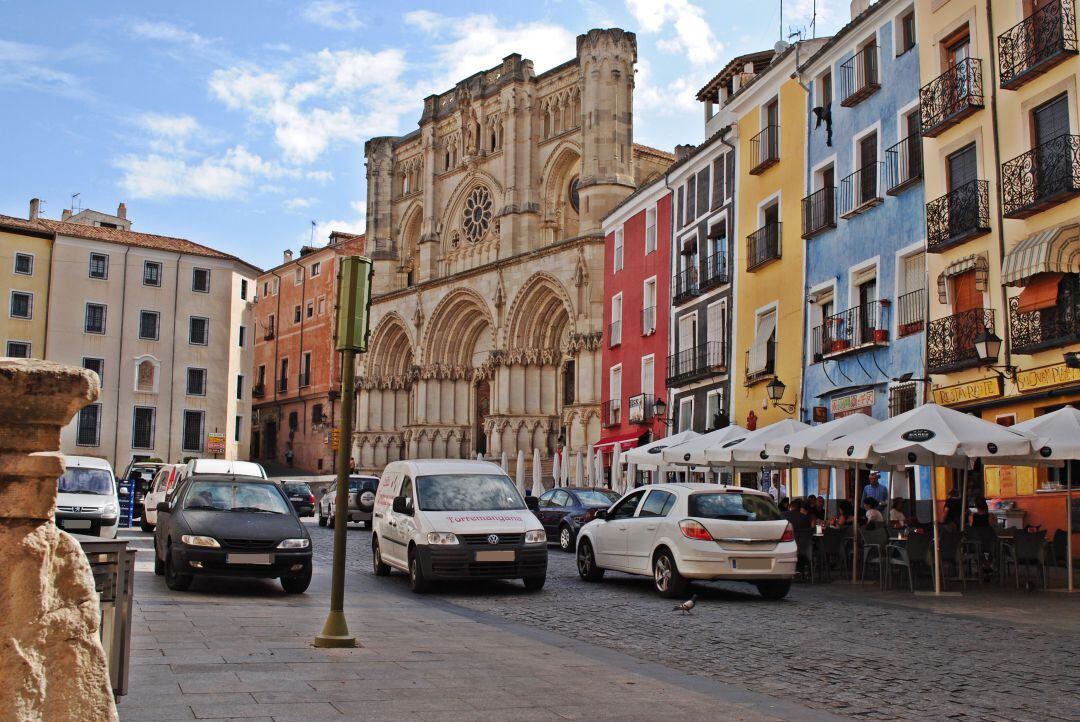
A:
[629,394,657,424]
[744,339,776,385]
[699,249,729,290]
[673,266,699,305]
[252,383,265,399]
[839,45,880,107]
[927,308,995,373]
[920,58,984,138]
[602,399,621,428]
[609,320,622,347]
[998,0,1077,90]
[801,187,836,239]
[278,378,288,393]
[667,341,727,387]
[746,222,782,271]
[812,300,891,361]
[885,135,923,195]
[749,125,780,175]
[263,327,275,341]
[897,288,927,338]
[926,180,991,252]
[1010,281,1080,354]
[641,306,657,335]
[839,163,884,218]
[1001,134,1080,219]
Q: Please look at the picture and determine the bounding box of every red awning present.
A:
[1017,272,1062,313]
[594,431,641,454]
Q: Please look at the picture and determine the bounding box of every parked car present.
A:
[318,475,379,528]
[282,481,316,517]
[125,461,164,522]
[533,486,620,552]
[153,475,312,593]
[175,459,267,485]
[56,456,120,539]
[371,459,547,593]
[140,464,181,531]
[575,483,796,599]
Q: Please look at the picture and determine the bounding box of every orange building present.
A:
[250,231,365,473]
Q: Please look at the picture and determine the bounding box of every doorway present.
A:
[474,379,490,456]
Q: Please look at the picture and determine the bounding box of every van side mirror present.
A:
[392,496,412,515]
[156,502,170,513]
[525,496,540,511]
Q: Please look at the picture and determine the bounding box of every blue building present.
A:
[797,0,930,506]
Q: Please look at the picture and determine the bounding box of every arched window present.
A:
[445,150,451,171]
[134,356,160,393]
[462,186,493,244]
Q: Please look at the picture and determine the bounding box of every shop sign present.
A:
[628,394,645,423]
[830,389,875,417]
[329,428,341,451]
[206,432,226,454]
[812,406,828,423]
[1015,362,1080,394]
[932,376,1003,406]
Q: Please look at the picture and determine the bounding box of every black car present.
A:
[153,475,313,593]
[282,481,316,517]
[534,486,620,551]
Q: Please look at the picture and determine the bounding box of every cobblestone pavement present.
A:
[308,521,1080,722]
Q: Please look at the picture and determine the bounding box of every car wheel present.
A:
[756,580,791,600]
[281,567,312,594]
[139,515,153,532]
[164,549,192,591]
[362,519,371,530]
[408,548,430,593]
[318,513,327,527]
[558,525,574,553]
[154,548,164,576]
[372,537,391,577]
[523,576,546,591]
[576,539,605,582]
[653,549,688,599]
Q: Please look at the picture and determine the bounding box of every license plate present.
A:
[62,519,92,529]
[226,553,272,565]
[732,557,772,571]
[475,550,515,562]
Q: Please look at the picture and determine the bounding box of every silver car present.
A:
[318,475,379,529]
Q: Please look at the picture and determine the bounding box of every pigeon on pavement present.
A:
[673,594,697,614]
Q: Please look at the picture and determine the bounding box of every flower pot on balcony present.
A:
[873,329,889,343]
[830,339,850,353]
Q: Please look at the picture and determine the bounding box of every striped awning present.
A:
[1001,224,1080,286]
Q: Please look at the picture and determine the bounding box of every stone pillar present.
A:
[0,359,117,721]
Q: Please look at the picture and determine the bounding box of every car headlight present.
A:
[180,535,220,548]
[277,538,311,549]
[427,532,459,545]
[525,529,547,544]
[102,503,118,516]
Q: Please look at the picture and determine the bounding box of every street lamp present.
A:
[653,396,667,420]
[765,377,796,414]
[974,329,1017,381]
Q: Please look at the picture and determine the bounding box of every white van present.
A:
[371,459,548,593]
[56,456,120,538]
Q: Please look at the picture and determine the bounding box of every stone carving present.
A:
[564,331,603,354]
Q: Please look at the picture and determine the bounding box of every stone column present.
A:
[0,359,116,721]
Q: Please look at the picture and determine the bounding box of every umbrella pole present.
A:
[853,473,859,584]
[1068,463,1074,592]
[960,467,967,533]
[931,456,942,594]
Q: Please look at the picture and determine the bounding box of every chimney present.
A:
[674,144,695,161]
[61,209,72,221]
[117,202,127,220]
[29,198,40,221]
[284,249,294,263]
[850,0,869,20]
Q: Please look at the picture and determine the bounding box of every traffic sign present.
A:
[207,432,226,454]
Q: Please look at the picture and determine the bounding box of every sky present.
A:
[0,0,846,271]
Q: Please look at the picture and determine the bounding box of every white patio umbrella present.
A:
[826,403,1037,594]
[574,452,584,484]
[562,451,570,485]
[500,450,508,472]
[551,451,561,489]
[661,425,748,470]
[611,445,622,491]
[625,462,637,493]
[705,419,810,468]
[586,444,595,485]
[532,448,543,496]
[1012,406,1080,592]
[476,453,483,461]
[515,449,526,497]
[595,448,605,488]
[622,431,700,480]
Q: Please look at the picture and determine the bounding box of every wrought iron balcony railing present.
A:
[700,249,729,290]
[263,327,275,340]
[673,265,699,305]
[926,179,991,252]
[1001,134,1080,218]
[927,307,995,373]
[812,300,891,362]
[602,399,621,428]
[252,383,265,399]
[749,125,780,175]
[746,222,782,271]
[278,377,288,392]
[630,394,658,424]
[885,135,923,195]
[920,58,984,138]
[667,341,727,387]
[1009,281,1080,354]
[609,320,622,347]
[840,45,880,106]
[897,288,927,338]
[998,0,1078,90]
[744,339,776,385]
[802,186,836,239]
[642,306,657,335]
[839,162,884,217]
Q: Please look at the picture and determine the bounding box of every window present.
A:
[678,312,697,353]
[889,382,918,416]
[610,293,622,346]
[89,253,108,279]
[143,261,161,287]
[288,411,299,430]
[613,229,624,272]
[676,187,685,229]
[262,281,269,297]
[186,368,207,396]
[256,364,266,389]
[318,297,326,315]
[641,355,654,395]
[76,404,101,446]
[306,301,314,319]
[818,69,833,108]
[238,325,246,347]
[192,268,211,293]
[678,398,694,433]
[14,253,33,275]
[294,305,302,324]
[312,403,324,424]
[234,415,242,442]
[132,407,155,449]
[748,308,777,377]
[609,365,622,412]
[266,314,276,336]
[609,489,645,520]
[6,341,30,357]
[696,168,710,218]
[899,10,916,54]
[10,291,32,319]
[311,261,321,277]
[272,277,279,295]
[686,175,697,221]
[643,278,657,334]
[189,316,209,345]
[706,390,723,430]
[241,279,248,300]
[711,156,726,209]
[279,358,289,392]
[182,410,204,452]
[301,352,312,386]
[639,490,676,518]
[83,357,104,384]
[295,267,304,285]
[84,303,106,334]
[139,311,160,340]
[645,207,657,254]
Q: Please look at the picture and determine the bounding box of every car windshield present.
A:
[575,490,619,507]
[689,492,782,521]
[348,477,378,493]
[58,468,114,495]
[183,481,291,514]
[416,474,526,512]
[283,483,312,495]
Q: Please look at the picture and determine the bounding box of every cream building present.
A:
[353,29,673,474]
[0,202,259,472]
[0,201,52,359]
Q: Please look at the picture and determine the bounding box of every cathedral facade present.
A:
[352,28,672,475]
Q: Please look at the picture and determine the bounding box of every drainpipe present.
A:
[298,259,307,449]
[42,232,55,358]
[166,253,181,463]
[985,0,1012,378]
[661,162,675,441]
[271,269,282,457]
[111,246,131,469]
[719,127,737,433]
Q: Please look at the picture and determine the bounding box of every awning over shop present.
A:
[594,430,641,454]
[1001,224,1080,286]
[1017,272,1062,312]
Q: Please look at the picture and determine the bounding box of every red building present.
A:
[597,176,672,464]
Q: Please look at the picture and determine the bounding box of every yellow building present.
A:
[0,201,52,358]
[918,0,1080,534]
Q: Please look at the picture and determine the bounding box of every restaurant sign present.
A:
[1016,362,1080,394]
[628,394,646,423]
[932,376,1003,406]
[830,389,875,417]
[206,432,226,454]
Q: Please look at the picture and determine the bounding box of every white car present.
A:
[318,475,379,529]
[575,483,796,599]
[140,464,181,531]
[176,459,267,483]
[56,456,120,539]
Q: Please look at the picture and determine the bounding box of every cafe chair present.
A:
[1000,530,1049,589]
[886,530,932,592]
[1049,530,1069,580]
[937,529,966,590]
[795,529,816,584]
[860,525,889,589]
[962,525,998,581]
[822,527,849,581]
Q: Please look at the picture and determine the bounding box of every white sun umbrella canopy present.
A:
[705,419,810,468]
[551,451,561,489]
[621,430,700,473]
[610,445,622,490]
[532,448,542,496]
[574,452,584,484]
[500,450,509,472]
[515,449,526,497]
[661,425,747,469]
[763,414,881,466]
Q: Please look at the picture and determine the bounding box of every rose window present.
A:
[462,186,493,244]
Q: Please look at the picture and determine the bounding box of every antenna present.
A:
[779,0,783,40]
[310,220,317,245]
[70,192,81,213]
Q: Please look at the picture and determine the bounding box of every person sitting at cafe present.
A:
[804,495,820,524]
[862,472,889,506]
[863,497,884,526]
[968,497,992,528]
[889,498,907,527]
[779,497,790,513]
[815,496,827,518]
[941,487,963,528]
[829,500,854,527]
[784,498,812,533]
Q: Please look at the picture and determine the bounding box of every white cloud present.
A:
[0,40,86,98]
[403,10,443,33]
[306,170,334,183]
[625,0,720,64]
[285,196,317,210]
[138,113,199,138]
[314,200,366,242]
[301,1,365,31]
[130,20,211,47]
[633,58,698,115]
[115,145,290,200]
